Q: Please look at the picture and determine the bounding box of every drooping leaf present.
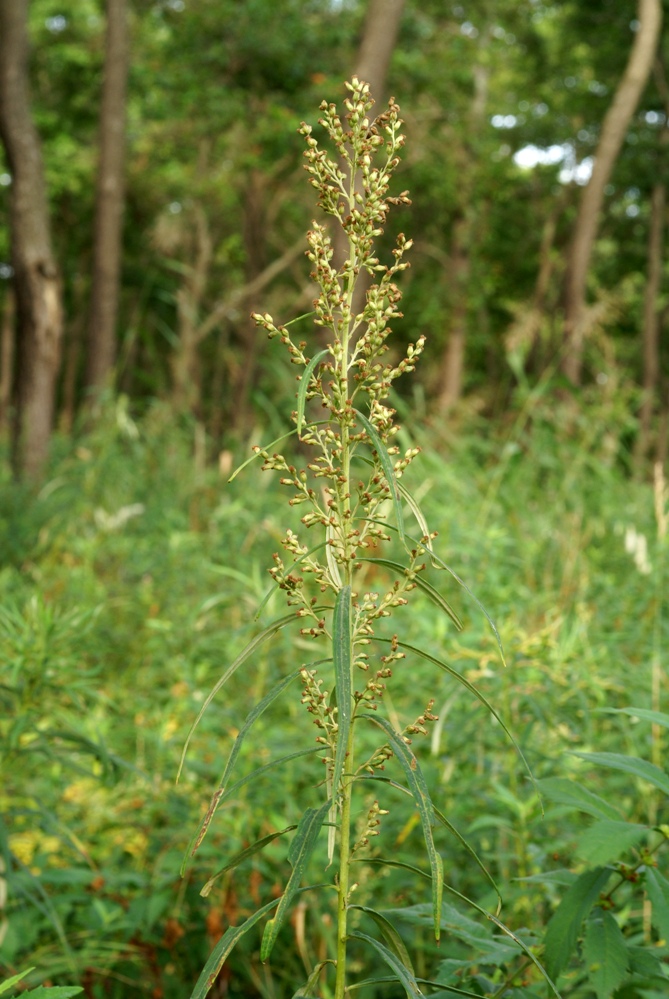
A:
[582,909,629,999]
[351,905,415,975]
[350,932,422,998]
[394,479,434,553]
[292,960,335,997]
[572,752,669,797]
[297,349,329,436]
[597,707,669,730]
[538,777,621,821]
[217,747,321,807]
[260,801,331,962]
[433,805,501,909]
[362,714,442,940]
[358,557,462,630]
[184,669,302,867]
[354,410,405,545]
[645,867,669,943]
[178,612,298,780]
[577,820,647,865]
[378,638,534,791]
[544,866,612,980]
[200,826,298,897]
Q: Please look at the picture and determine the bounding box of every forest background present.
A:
[1,0,669,998]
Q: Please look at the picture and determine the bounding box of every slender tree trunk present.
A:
[635,181,665,464]
[562,0,662,384]
[170,204,212,415]
[0,0,64,479]
[85,0,129,396]
[0,287,14,435]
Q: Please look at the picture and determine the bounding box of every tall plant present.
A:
[182,78,547,999]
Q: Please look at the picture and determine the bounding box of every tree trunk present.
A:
[635,181,665,464]
[0,0,64,479]
[562,0,662,385]
[85,0,129,397]
[0,287,14,435]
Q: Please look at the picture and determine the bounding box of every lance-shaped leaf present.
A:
[358,558,462,631]
[350,932,423,998]
[178,612,297,780]
[184,670,302,869]
[433,805,500,909]
[544,866,612,980]
[297,348,329,435]
[572,751,669,797]
[395,479,434,554]
[360,858,560,998]
[362,714,443,940]
[292,960,336,998]
[646,867,669,943]
[597,706,669,729]
[260,801,331,962]
[583,909,629,999]
[332,586,352,800]
[577,819,648,865]
[354,409,405,545]
[351,905,415,976]
[347,978,484,999]
[200,826,298,897]
[0,971,34,997]
[538,777,621,821]
[218,747,321,808]
[376,637,534,792]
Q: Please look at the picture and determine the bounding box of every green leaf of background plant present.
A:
[582,909,629,999]
[577,820,647,865]
[178,612,297,780]
[597,707,669,729]
[21,990,83,999]
[0,969,34,996]
[544,866,612,980]
[362,713,443,940]
[332,586,352,801]
[359,558,462,631]
[645,867,669,943]
[200,825,298,897]
[351,905,416,975]
[538,777,621,821]
[185,669,302,867]
[572,752,669,796]
[354,410,405,545]
[260,801,330,962]
[350,931,422,998]
[297,349,329,435]
[217,747,321,807]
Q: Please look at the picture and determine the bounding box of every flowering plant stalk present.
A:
[183,78,550,999]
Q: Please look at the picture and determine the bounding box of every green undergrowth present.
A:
[0,392,667,998]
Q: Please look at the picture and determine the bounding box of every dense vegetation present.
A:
[1,1,668,997]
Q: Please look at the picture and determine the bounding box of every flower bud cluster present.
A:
[351,800,390,856]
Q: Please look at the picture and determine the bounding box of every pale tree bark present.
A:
[85,0,129,397]
[332,0,405,299]
[562,0,662,385]
[0,0,63,479]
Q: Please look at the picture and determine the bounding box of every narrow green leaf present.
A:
[184,670,302,868]
[538,777,622,821]
[433,805,501,909]
[377,638,534,792]
[626,943,668,980]
[362,714,442,940]
[213,747,319,807]
[189,885,330,999]
[347,978,485,999]
[350,932,422,998]
[260,801,331,962]
[292,960,335,998]
[572,752,669,796]
[544,866,612,980]
[394,479,434,553]
[228,430,298,482]
[200,826,298,897]
[351,905,416,975]
[358,558,463,631]
[332,586,352,801]
[359,859,560,998]
[598,707,669,730]
[297,349,329,435]
[577,820,647,865]
[354,410,405,544]
[583,909,629,999]
[22,990,84,999]
[178,612,297,780]
[0,970,34,996]
[645,867,669,943]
